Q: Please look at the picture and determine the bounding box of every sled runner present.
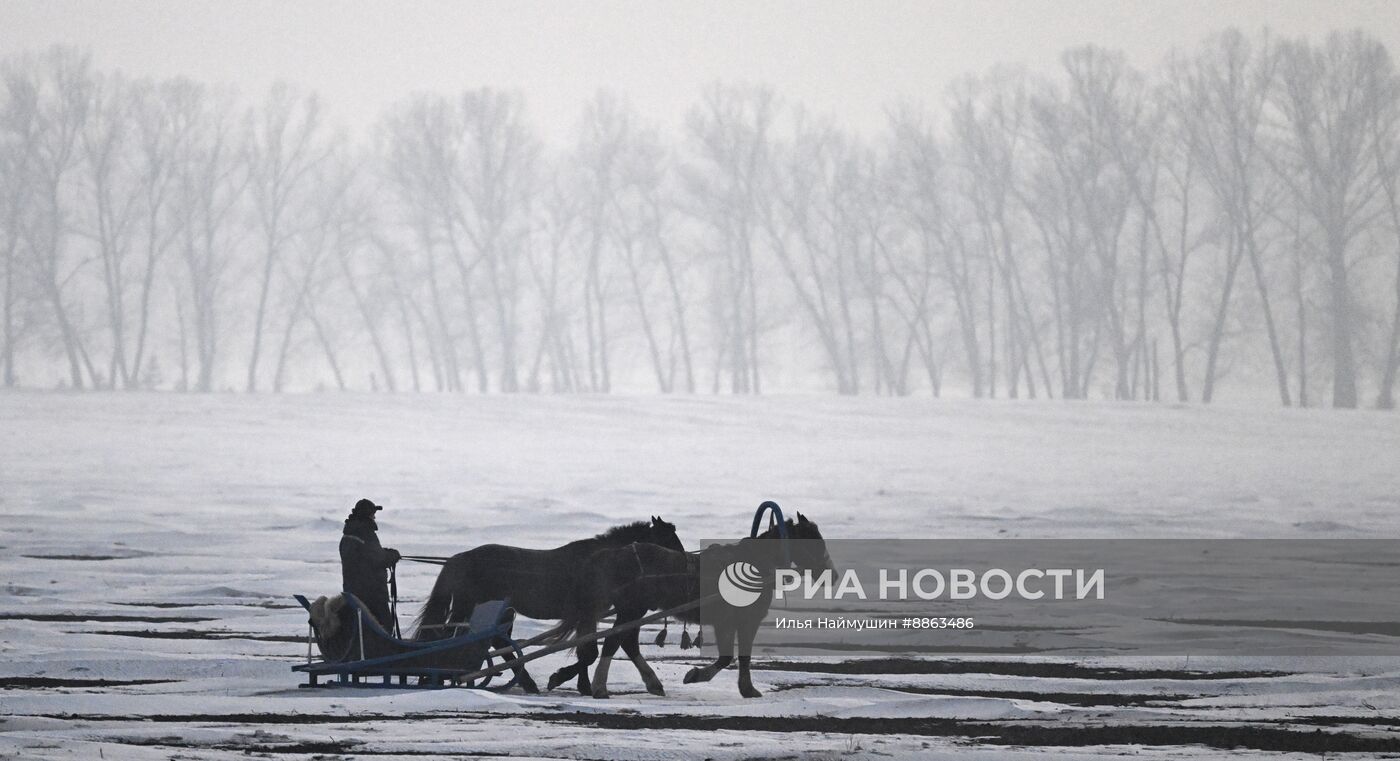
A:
[291,592,523,689]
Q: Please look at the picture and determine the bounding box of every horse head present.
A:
[786,511,834,574]
[649,515,685,553]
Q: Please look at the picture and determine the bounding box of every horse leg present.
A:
[545,635,598,695]
[591,633,625,699]
[546,645,582,691]
[575,640,596,695]
[736,622,762,698]
[493,634,539,694]
[620,625,665,696]
[683,622,733,684]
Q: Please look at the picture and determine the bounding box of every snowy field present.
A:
[3,393,1400,759]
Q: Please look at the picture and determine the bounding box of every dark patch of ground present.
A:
[534,712,1400,753]
[751,657,1282,680]
[0,677,177,689]
[1155,618,1400,637]
[0,613,216,623]
[47,711,1400,754]
[754,643,1054,654]
[769,681,1199,707]
[40,713,407,725]
[1282,715,1400,728]
[21,554,128,561]
[111,601,298,609]
[82,629,302,643]
[110,736,509,757]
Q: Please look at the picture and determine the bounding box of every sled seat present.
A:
[291,592,518,689]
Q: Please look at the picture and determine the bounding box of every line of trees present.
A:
[3,28,1400,407]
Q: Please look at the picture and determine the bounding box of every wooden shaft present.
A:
[455,593,720,685]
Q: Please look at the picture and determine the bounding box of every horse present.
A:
[413,516,684,693]
[547,509,831,699]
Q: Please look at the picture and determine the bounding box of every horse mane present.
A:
[759,517,795,536]
[593,520,653,542]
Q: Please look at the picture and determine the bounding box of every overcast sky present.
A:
[1,0,1396,144]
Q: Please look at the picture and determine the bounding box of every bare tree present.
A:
[380,95,472,392]
[1173,30,1292,404]
[244,82,328,392]
[1018,49,1141,400]
[604,96,695,393]
[126,79,194,390]
[888,106,989,396]
[458,89,537,393]
[950,69,1058,399]
[170,82,246,392]
[635,140,697,394]
[1370,58,1400,408]
[765,113,864,393]
[573,91,625,392]
[0,56,42,387]
[11,48,98,389]
[270,139,358,392]
[323,150,398,392]
[1273,31,1390,408]
[683,84,776,394]
[526,170,584,393]
[1147,84,1209,403]
[78,71,148,389]
[876,122,947,396]
[380,91,537,393]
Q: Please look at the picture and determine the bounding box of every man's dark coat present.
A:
[340,516,399,629]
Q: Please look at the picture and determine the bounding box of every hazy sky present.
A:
[1,0,1396,144]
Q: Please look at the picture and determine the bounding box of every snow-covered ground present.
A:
[3,393,1400,759]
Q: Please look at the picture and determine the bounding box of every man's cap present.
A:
[353,498,383,513]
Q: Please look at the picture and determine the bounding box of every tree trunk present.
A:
[1379,254,1400,409]
[743,232,761,395]
[337,250,397,392]
[621,239,670,392]
[656,240,695,393]
[271,286,307,393]
[1293,228,1310,409]
[2,235,13,388]
[307,303,347,391]
[1242,228,1292,406]
[1326,233,1358,409]
[246,230,279,392]
[129,218,164,390]
[1202,234,1246,403]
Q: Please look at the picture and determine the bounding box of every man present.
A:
[340,498,401,631]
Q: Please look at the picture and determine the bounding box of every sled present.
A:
[291,592,524,690]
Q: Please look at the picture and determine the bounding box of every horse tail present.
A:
[544,556,605,645]
[544,582,595,645]
[411,557,461,641]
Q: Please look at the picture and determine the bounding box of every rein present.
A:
[398,554,450,565]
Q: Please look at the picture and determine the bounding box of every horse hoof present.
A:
[683,668,701,684]
[520,680,540,695]
[646,682,666,696]
[740,685,763,699]
[545,672,566,691]
[592,687,610,699]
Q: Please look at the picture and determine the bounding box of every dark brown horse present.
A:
[413,517,684,693]
[548,510,831,698]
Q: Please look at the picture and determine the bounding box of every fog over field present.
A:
[4,2,1400,759]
